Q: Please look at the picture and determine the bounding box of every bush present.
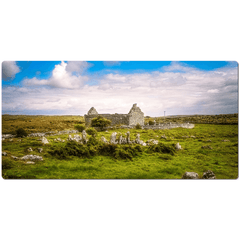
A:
[91,116,111,131]
[148,142,176,155]
[135,123,142,129]
[149,120,155,125]
[16,128,28,138]
[86,127,98,136]
[74,124,85,132]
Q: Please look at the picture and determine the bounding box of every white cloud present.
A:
[2,62,238,116]
[65,61,92,74]
[208,89,219,93]
[22,61,89,89]
[2,61,20,80]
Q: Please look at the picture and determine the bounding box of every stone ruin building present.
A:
[84,103,144,126]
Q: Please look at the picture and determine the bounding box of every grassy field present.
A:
[1,115,238,179]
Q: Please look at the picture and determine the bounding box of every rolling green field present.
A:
[2,115,238,179]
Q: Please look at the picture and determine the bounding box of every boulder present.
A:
[2,152,7,156]
[202,170,216,179]
[41,137,49,144]
[126,131,131,144]
[175,142,182,150]
[182,172,199,179]
[37,148,43,153]
[100,136,108,144]
[21,155,43,161]
[82,130,88,144]
[110,132,118,144]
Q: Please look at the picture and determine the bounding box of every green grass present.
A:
[2,122,238,179]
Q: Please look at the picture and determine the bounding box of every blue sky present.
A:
[2,61,238,116]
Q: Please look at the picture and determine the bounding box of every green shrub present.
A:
[149,120,155,125]
[74,124,85,132]
[135,123,142,129]
[91,116,111,131]
[148,142,176,155]
[86,127,98,136]
[2,158,15,170]
[16,128,28,138]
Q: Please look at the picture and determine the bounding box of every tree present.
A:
[91,116,111,131]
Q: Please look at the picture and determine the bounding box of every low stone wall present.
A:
[143,123,195,130]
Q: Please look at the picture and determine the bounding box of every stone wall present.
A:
[84,104,144,126]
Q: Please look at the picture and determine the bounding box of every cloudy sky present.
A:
[1,61,238,116]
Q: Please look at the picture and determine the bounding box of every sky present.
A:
[1,61,238,116]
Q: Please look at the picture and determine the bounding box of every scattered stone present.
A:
[17,139,21,142]
[201,145,213,149]
[27,147,33,152]
[161,135,167,139]
[73,135,82,142]
[2,134,16,139]
[11,156,18,160]
[68,135,73,141]
[37,148,43,153]
[82,130,88,144]
[126,131,131,144]
[182,172,199,179]
[206,139,212,142]
[2,152,7,156]
[175,142,182,150]
[41,137,49,144]
[110,132,118,144]
[202,170,216,179]
[2,138,5,141]
[25,161,35,165]
[9,139,13,142]
[28,133,45,137]
[222,139,230,142]
[118,134,123,144]
[21,155,43,161]
[100,136,108,144]
[190,136,196,138]
[146,139,158,145]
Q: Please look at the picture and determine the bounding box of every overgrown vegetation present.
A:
[1,115,238,179]
[16,128,28,138]
[91,116,111,130]
[74,124,85,132]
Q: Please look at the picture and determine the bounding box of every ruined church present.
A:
[84,103,144,126]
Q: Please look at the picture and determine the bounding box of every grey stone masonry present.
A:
[84,103,144,126]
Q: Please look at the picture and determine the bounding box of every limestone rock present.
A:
[41,137,49,144]
[21,155,43,161]
[28,133,45,137]
[110,132,118,144]
[25,161,35,165]
[11,156,18,160]
[175,142,182,150]
[37,148,43,153]
[82,130,88,144]
[2,152,7,156]
[100,136,108,144]
[146,139,158,145]
[126,131,131,144]
[202,170,216,179]
[161,135,167,139]
[27,147,33,152]
[118,134,123,144]
[182,172,199,179]
[222,139,230,142]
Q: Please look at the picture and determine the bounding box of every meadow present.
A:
[1,115,238,179]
